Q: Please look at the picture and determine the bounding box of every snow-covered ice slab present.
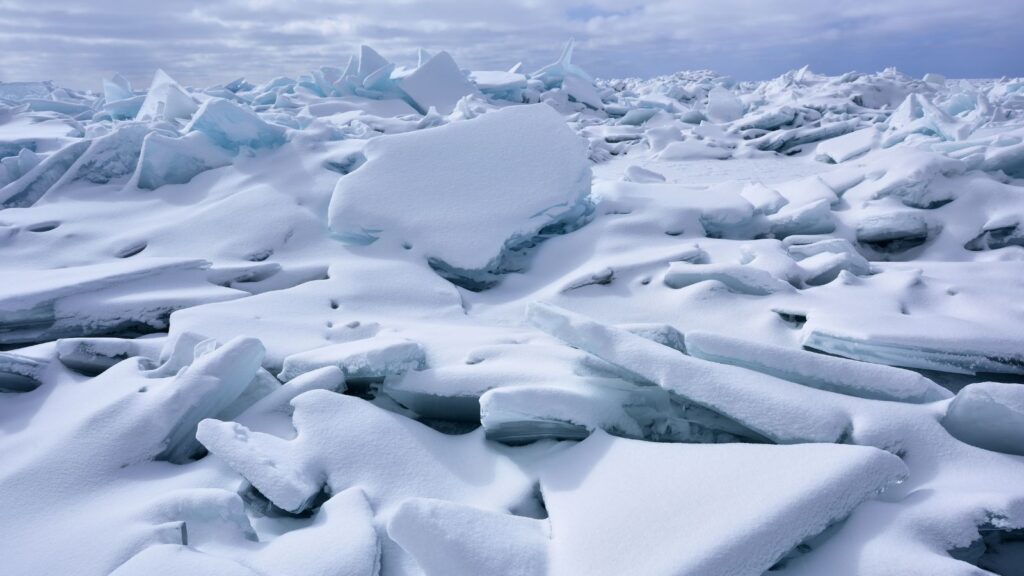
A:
[537,431,907,576]
[329,104,592,289]
[0,259,244,346]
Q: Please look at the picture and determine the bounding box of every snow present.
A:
[3,42,1024,576]
[328,104,592,289]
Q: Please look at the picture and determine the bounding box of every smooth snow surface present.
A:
[2,43,1024,576]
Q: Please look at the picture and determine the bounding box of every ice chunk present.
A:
[197,389,532,515]
[103,73,134,103]
[537,431,907,576]
[855,212,932,253]
[753,120,859,153]
[883,93,970,146]
[685,331,950,403]
[527,302,853,443]
[852,149,964,209]
[0,259,243,346]
[155,337,265,463]
[766,198,836,238]
[0,351,47,392]
[740,181,788,214]
[0,148,40,186]
[965,224,1024,251]
[56,337,162,376]
[469,70,528,96]
[61,123,149,185]
[397,51,480,115]
[0,140,90,207]
[389,498,548,576]
[136,69,199,122]
[277,334,425,383]
[803,321,1024,375]
[980,142,1024,178]
[562,74,604,109]
[185,98,286,152]
[814,127,880,163]
[531,38,594,88]
[356,45,389,81]
[329,105,591,290]
[664,261,793,295]
[133,131,233,190]
[705,87,744,122]
[622,165,665,183]
[943,382,1024,456]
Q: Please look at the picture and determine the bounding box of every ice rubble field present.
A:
[2,41,1024,576]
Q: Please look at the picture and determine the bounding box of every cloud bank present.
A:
[1,0,1021,90]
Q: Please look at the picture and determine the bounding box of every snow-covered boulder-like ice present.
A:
[329,104,592,289]
[943,382,1024,456]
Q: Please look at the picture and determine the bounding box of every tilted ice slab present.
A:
[0,258,244,346]
[537,431,907,576]
[328,104,592,289]
[528,302,853,444]
[803,314,1024,375]
[685,331,951,403]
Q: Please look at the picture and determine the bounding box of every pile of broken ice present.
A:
[2,40,1024,576]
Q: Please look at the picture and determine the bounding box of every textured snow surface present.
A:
[3,42,1024,576]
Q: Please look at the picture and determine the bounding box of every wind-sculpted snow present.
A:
[2,40,1024,576]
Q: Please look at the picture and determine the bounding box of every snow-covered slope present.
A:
[2,41,1024,576]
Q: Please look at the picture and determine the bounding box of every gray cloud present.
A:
[0,0,1020,91]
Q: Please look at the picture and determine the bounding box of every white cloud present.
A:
[0,0,1019,89]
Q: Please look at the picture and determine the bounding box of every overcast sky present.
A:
[1,0,1021,91]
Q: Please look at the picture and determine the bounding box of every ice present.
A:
[740,181,788,214]
[855,212,932,254]
[61,123,149,185]
[684,331,951,403]
[803,321,1024,375]
[943,382,1024,456]
[814,127,880,163]
[531,38,595,89]
[537,431,906,576]
[0,259,243,346]
[0,140,90,207]
[185,98,286,152]
[884,93,971,146]
[133,131,233,190]
[389,498,548,576]
[705,87,744,122]
[0,351,47,392]
[136,69,199,122]
[527,302,853,444]
[56,336,163,375]
[664,261,794,295]
[277,334,425,383]
[329,104,592,289]
[103,73,134,103]
[396,51,480,115]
